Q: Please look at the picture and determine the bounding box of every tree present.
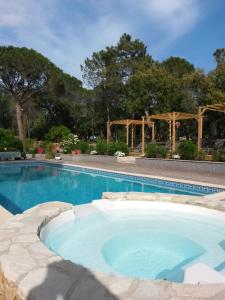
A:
[81,33,153,122]
[161,57,195,78]
[213,48,225,66]
[0,46,56,147]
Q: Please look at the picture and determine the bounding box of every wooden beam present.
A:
[126,120,129,145]
[197,107,203,151]
[168,121,172,141]
[152,122,155,141]
[131,125,134,151]
[106,121,111,144]
[142,116,145,155]
[172,112,176,152]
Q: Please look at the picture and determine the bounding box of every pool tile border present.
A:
[0,161,224,196]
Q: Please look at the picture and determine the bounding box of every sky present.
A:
[0,0,224,83]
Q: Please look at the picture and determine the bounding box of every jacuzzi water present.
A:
[43,205,225,282]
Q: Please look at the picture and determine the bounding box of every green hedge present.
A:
[96,139,108,155]
[76,140,90,154]
[0,128,23,152]
[177,140,197,160]
[107,141,129,156]
[213,149,225,162]
[145,143,167,158]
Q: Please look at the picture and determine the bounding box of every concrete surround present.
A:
[59,154,225,175]
[1,192,225,299]
[1,161,225,299]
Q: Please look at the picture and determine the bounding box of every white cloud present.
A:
[0,0,201,81]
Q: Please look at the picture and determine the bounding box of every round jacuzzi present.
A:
[41,200,225,283]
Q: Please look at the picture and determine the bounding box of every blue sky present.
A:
[0,0,224,82]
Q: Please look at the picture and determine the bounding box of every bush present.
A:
[0,128,23,152]
[76,140,90,154]
[195,150,206,161]
[96,139,108,155]
[24,139,36,153]
[45,125,71,142]
[44,142,55,159]
[60,133,79,154]
[107,142,129,156]
[145,143,167,158]
[213,149,225,162]
[177,140,197,160]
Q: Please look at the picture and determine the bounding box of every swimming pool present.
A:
[0,162,223,214]
[42,201,225,282]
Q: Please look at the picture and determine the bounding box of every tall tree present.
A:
[81,33,153,122]
[0,46,56,147]
[161,57,195,78]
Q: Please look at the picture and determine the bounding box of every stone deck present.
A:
[52,160,225,186]
[1,197,225,299]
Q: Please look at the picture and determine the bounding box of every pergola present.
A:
[107,103,225,155]
[197,103,225,150]
[107,118,154,153]
[145,112,198,152]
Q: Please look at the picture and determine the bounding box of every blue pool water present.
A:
[43,208,225,282]
[0,162,222,214]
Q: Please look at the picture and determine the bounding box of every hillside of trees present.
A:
[0,34,225,145]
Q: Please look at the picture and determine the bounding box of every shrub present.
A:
[107,142,129,156]
[0,128,23,152]
[24,139,36,153]
[76,140,89,154]
[195,150,206,161]
[145,143,167,158]
[44,142,55,159]
[177,140,197,160]
[145,143,157,158]
[213,149,225,162]
[60,133,79,153]
[96,139,108,155]
[45,125,71,142]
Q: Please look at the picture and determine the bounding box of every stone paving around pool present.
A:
[1,194,225,299]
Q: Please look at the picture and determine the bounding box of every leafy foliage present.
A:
[177,140,197,160]
[213,149,225,162]
[145,143,167,158]
[107,141,129,156]
[96,139,108,155]
[0,128,23,151]
[60,133,79,153]
[45,125,71,142]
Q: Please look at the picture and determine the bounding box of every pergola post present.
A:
[168,121,172,141]
[172,112,176,152]
[106,121,111,143]
[151,122,155,141]
[131,125,134,152]
[142,116,145,155]
[126,119,129,145]
[197,107,203,151]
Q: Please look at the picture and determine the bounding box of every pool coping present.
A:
[1,200,225,299]
[43,160,225,199]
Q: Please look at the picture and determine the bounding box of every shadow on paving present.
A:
[27,260,119,300]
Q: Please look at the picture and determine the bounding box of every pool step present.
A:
[184,263,225,284]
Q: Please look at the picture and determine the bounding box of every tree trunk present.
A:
[15,101,25,149]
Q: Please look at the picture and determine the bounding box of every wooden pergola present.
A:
[197,103,225,151]
[145,112,198,152]
[107,118,154,154]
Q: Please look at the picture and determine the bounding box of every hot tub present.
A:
[41,200,225,283]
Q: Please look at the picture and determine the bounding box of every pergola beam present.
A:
[107,118,154,155]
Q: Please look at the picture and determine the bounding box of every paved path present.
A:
[59,160,225,186]
[0,205,12,226]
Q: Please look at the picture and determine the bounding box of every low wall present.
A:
[137,158,225,175]
[60,154,116,163]
[59,154,225,175]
